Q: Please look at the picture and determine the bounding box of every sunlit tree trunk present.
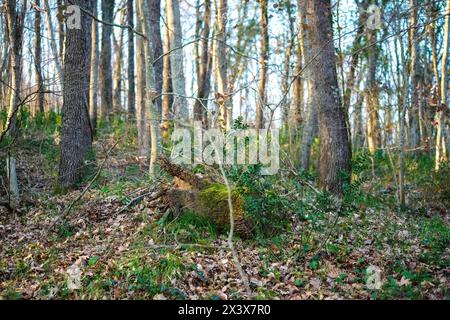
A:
[148,0,164,115]
[307,0,351,194]
[89,0,99,134]
[212,0,230,130]
[366,23,382,155]
[136,2,149,156]
[436,0,450,171]
[256,0,268,130]
[409,0,421,150]
[138,0,160,176]
[112,14,125,115]
[127,0,135,119]
[166,0,189,125]
[58,0,93,189]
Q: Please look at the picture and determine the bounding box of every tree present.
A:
[307,0,351,194]
[136,0,150,156]
[193,0,212,129]
[148,0,164,115]
[126,0,135,118]
[213,0,230,130]
[89,0,99,134]
[366,1,381,155]
[138,0,160,176]
[58,0,93,189]
[436,0,450,171]
[100,0,114,119]
[256,0,268,130]
[409,0,421,150]
[112,14,125,114]
[166,0,189,125]
[43,0,64,84]
[4,0,27,202]
[35,0,45,114]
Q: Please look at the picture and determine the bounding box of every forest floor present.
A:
[0,122,449,300]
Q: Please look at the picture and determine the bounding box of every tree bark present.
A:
[43,0,64,84]
[136,1,150,156]
[256,0,268,130]
[193,0,212,129]
[112,13,125,115]
[58,0,93,189]
[89,0,99,134]
[5,0,27,202]
[307,0,351,194]
[436,0,450,171]
[166,0,189,125]
[127,0,135,118]
[409,0,421,150]
[100,0,114,119]
[148,0,164,115]
[138,0,161,176]
[35,0,45,114]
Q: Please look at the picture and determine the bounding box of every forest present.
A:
[0,0,449,300]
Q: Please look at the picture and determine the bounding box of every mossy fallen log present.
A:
[157,156,252,238]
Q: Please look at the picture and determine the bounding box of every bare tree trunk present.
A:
[213,0,230,130]
[127,0,135,118]
[409,0,421,150]
[58,0,93,189]
[89,0,99,134]
[366,16,381,154]
[353,91,365,149]
[256,0,268,130]
[35,0,45,113]
[289,2,304,129]
[281,0,295,128]
[5,0,27,202]
[138,0,160,176]
[136,1,149,156]
[166,0,189,125]
[100,0,114,119]
[43,0,64,84]
[56,0,65,59]
[307,0,351,194]
[436,0,450,171]
[148,0,164,115]
[161,7,172,144]
[193,0,212,129]
[112,13,125,115]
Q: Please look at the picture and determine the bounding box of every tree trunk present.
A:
[409,0,421,150]
[127,0,135,119]
[166,0,189,125]
[193,0,212,129]
[162,6,173,144]
[35,0,45,114]
[112,14,125,115]
[136,1,150,156]
[56,0,65,60]
[5,0,27,202]
[436,0,450,171]
[256,0,268,130]
[366,15,382,155]
[89,0,99,134]
[100,0,114,119]
[307,0,351,194]
[138,0,160,176]
[58,0,93,189]
[43,0,64,85]
[148,0,164,115]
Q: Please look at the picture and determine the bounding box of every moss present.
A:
[199,183,245,227]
